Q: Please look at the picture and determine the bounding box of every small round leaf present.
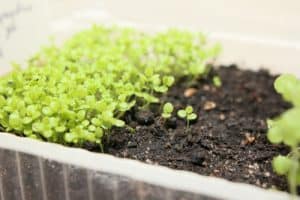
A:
[162,113,171,119]
[188,113,197,120]
[163,102,174,113]
[177,110,186,118]
[267,126,283,144]
[273,155,292,175]
[185,106,193,114]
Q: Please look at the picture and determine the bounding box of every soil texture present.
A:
[103,65,292,192]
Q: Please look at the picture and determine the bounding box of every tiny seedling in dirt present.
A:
[177,106,197,131]
[213,75,222,87]
[161,102,174,119]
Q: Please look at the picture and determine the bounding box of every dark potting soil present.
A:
[101,65,292,192]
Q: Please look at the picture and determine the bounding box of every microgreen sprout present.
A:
[213,76,222,87]
[177,106,197,130]
[162,102,174,119]
[267,74,300,198]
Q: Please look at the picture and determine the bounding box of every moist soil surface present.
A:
[98,65,291,192]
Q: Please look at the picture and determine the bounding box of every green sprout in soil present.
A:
[267,74,300,198]
[177,106,197,130]
[0,25,219,149]
[213,75,222,87]
[162,102,174,119]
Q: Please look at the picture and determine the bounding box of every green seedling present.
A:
[162,102,174,119]
[177,106,197,130]
[213,76,222,87]
[267,74,300,198]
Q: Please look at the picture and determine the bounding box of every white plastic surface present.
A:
[0,131,293,200]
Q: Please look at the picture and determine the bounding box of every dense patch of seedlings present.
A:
[268,74,300,197]
[0,25,219,148]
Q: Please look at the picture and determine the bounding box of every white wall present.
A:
[0,0,49,73]
[102,0,300,75]
[102,0,300,43]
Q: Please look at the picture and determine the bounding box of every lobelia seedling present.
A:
[161,102,174,119]
[267,74,300,198]
[177,106,197,130]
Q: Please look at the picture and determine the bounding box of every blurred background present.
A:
[1,0,300,75]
